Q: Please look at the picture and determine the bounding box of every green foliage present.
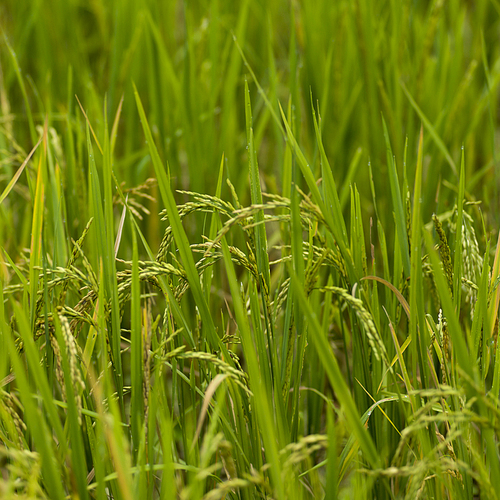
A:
[1,0,500,498]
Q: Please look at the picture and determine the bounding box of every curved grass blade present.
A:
[401,82,457,176]
[0,134,42,205]
[133,83,227,358]
[362,275,410,318]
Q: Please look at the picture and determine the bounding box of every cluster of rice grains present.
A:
[431,205,483,310]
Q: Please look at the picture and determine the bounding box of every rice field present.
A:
[1,1,500,498]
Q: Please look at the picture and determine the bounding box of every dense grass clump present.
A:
[1,1,500,499]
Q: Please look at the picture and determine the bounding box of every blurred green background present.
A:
[1,0,499,257]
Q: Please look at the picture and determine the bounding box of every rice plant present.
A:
[1,1,500,499]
